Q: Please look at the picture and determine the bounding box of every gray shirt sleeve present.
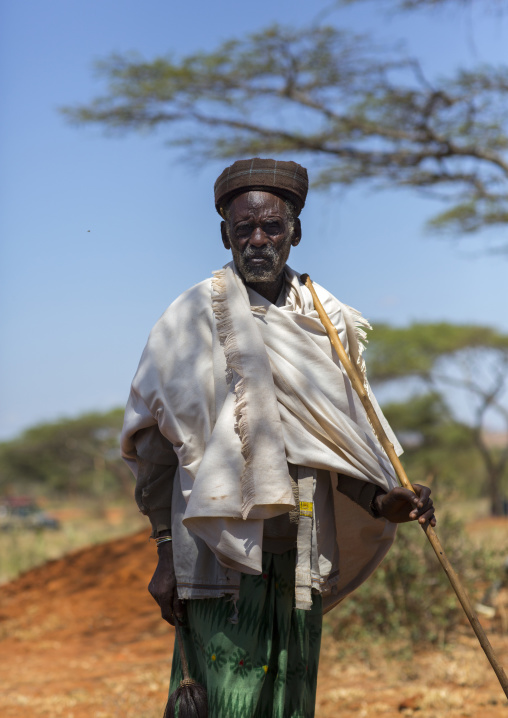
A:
[133,426,179,537]
[336,473,385,517]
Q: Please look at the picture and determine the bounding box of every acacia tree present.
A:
[62,24,508,239]
[380,392,476,495]
[365,322,508,515]
[339,0,505,11]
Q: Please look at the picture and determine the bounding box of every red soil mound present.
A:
[0,530,171,717]
[0,529,159,647]
[1,529,507,717]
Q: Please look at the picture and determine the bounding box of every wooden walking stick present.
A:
[301,273,508,700]
[163,620,208,718]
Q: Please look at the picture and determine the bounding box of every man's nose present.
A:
[249,226,268,247]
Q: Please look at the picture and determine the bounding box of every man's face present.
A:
[221,191,301,283]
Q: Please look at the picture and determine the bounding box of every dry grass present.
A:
[0,498,146,584]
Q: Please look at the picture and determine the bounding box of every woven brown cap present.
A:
[214,158,308,217]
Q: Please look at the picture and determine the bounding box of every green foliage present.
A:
[0,409,132,498]
[62,24,508,236]
[324,512,503,647]
[382,392,453,435]
[340,0,503,11]
[428,199,508,235]
[365,322,508,382]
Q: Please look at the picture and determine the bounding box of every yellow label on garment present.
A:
[299,501,313,517]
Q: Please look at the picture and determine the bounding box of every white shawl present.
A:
[122,262,401,608]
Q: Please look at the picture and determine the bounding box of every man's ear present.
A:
[291,218,302,247]
[221,221,231,250]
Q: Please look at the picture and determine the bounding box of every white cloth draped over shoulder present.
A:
[122,262,402,612]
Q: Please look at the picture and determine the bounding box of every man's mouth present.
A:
[238,248,280,280]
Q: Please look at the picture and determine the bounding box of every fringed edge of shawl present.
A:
[340,302,396,456]
[233,380,257,519]
[211,269,236,384]
[211,269,255,520]
[342,302,372,391]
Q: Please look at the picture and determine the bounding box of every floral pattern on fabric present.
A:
[206,644,227,672]
[168,550,322,718]
[229,648,253,677]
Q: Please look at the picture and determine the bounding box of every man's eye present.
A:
[264,222,282,234]
[235,224,252,236]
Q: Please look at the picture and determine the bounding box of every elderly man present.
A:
[121,158,435,718]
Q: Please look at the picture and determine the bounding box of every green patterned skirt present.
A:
[169,550,323,718]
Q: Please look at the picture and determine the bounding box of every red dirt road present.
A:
[1,530,507,717]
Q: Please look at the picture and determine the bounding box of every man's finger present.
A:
[173,598,186,622]
[413,484,431,501]
[409,510,436,525]
[412,503,434,518]
[160,602,176,625]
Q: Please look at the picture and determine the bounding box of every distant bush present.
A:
[0,409,133,498]
[324,512,502,648]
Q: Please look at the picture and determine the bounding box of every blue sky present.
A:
[1,0,507,440]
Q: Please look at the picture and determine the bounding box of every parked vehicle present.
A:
[0,496,61,531]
